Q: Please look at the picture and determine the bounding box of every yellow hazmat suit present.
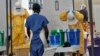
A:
[8,8,29,51]
[60,11,84,54]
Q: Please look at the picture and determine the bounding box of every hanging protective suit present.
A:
[59,11,85,54]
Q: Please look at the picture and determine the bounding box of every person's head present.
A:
[15,1,21,8]
[32,3,41,13]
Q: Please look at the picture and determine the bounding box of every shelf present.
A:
[0,46,6,52]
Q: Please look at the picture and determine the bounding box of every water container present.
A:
[50,29,65,46]
[0,31,4,46]
[49,35,55,47]
[49,35,61,47]
[66,29,80,45]
[55,35,60,46]
[60,31,65,46]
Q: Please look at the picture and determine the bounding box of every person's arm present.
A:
[25,18,30,38]
[43,26,49,43]
[26,27,30,38]
[42,17,49,44]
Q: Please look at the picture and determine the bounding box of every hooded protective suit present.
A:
[59,11,85,54]
[8,8,29,51]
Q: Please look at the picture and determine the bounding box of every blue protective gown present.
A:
[25,13,49,56]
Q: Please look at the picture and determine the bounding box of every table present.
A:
[56,45,79,52]
[43,45,79,56]
[56,45,79,56]
[0,46,6,55]
[0,46,6,52]
[43,47,57,56]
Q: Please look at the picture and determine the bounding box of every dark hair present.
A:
[32,3,41,13]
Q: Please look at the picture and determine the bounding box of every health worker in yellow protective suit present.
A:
[60,10,85,55]
[8,2,29,53]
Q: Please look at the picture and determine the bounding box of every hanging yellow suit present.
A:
[60,11,85,54]
[8,9,29,51]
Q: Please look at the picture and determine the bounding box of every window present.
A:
[29,0,43,9]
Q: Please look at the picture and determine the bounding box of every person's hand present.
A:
[46,40,50,47]
[25,35,30,43]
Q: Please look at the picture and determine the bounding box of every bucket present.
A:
[49,35,60,47]
[50,29,65,46]
[49,35,55,47]
[66,29,80,45]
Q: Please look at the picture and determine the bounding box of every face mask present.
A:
[67,11,74,20]
[16,7,21,12]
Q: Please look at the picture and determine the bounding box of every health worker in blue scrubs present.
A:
[25,3,49,56]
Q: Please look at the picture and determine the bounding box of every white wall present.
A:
[93,5,100,32]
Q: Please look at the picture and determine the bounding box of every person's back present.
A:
[25,3,49,56]
[27,14,48,39]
